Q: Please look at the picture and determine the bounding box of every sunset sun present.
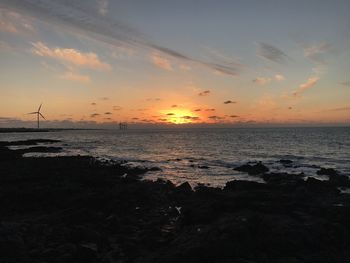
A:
[161,109,199,124]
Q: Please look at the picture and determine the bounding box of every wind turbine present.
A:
[28,103,46,129]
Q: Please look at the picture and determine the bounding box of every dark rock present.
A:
[198,165,209,169]
[225,180,267,191]
[263,172,303,186]
[280,159,293,165]
[328,174,350,187]
[176,182,192,193]
[148,167,162,172]
[305,177,339,194]
[317,168,338,176]
[234,162,269,175]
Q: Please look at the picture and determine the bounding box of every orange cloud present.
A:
[293,76,319,97]
[275,74,285,81]
[31,42,111,70]
[60,71,91,83]
[150,53,172,70]
[253,77,271,85]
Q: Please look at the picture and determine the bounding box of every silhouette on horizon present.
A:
[28,103,46,129]
[119,122,128,130]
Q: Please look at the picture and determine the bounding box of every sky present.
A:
[0,0,350,128]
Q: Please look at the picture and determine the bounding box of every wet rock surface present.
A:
[1,140,350,263]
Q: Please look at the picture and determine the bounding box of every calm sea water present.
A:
[1,127,350,187]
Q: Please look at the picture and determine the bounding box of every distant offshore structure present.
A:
[119,122,128,130]
[28,103,46,129]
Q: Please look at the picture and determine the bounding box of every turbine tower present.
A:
[28,103,46,129]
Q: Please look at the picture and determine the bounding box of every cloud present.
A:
[166,113,175,116]
[229,115,239,118]
[96,0,108,15]
[194,109,201,112]
[100,97,109,100]
[151,53,172,70]
[205,108,215,111]
[104,112,112,115]
[0,9,35,34]
[253,77,271,85]
[208,115,223,120]
[179,64,191,71]
[91,102,97,106]
[304,43,331,65]
[0,0,241,76]
[171,105,178,108]
[275,74,285,81]
[60,71,91,83]
[198,90,210,96]
[0,19,17,33]
[293,76,320,97]
[113,106,122,111]
[0,117,21,124]
[340,81,350,86]
[183,116,200,121]
[256,42,288,64]
[146,98,161,102]
[224,100,237,104]
[90,113,100,118]
[31,42,111,70]
[325,107,350,112]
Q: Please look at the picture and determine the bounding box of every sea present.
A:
[2,127,350,187]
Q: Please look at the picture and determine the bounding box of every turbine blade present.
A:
[27,112,38,114]
[39,113,46,120]
[38,103,42,112]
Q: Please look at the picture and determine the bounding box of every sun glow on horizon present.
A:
[160,109,200,124]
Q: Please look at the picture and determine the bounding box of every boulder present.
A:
[234,162,269,175]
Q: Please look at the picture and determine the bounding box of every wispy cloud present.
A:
[31,42,111,70]
[275,74,285,81]
[198,90,211,96]
[0,9,35,34]
[96,0,108,15]
[253,74,285,85]
[324,106,350,112]
[304,43,331,65]
[253,77,271,85]
[113,106,122,111]
[150,53,172,70]
[293,76,319,98]
[1,0,242,76]
[146,98,161,102]
[60,71,91,83]
[256,42,288,64]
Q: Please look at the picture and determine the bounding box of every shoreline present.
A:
[1,139,350,262]
[0,128,104,133]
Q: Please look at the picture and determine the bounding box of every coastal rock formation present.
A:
[1,140,350,263]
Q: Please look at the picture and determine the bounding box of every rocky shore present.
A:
[1,139,350,263]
